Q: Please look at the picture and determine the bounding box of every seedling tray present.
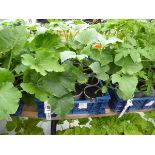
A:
[12,99,45,118]
[71,94,110,115]
[108,87,155,113]
[13,81,110,118]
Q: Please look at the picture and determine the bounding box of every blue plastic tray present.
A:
[13,101,24,116]
[71,94,110,115]
[70,80,110,115]
[12,100,45,118]
[13,94,110,117]
[13,81,111,117]
[108,87,155,113]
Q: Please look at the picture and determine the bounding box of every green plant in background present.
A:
[6,116,43,135]
[57,110,155,135]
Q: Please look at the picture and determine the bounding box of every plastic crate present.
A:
[12,100,45,118]
[12,101,24,116]
[71,94,110,115]
[12,80,111,118]
[35,99,46,118]
[108,87,155,113]
[29,94,110,117]
[12,94,110,118]
[70,80,110,115]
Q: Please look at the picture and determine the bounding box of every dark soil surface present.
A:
[83,66,93,75]
[137,79,146,90]
[85,86,102,98]
[73,83,84,96]
[87,76,98,85]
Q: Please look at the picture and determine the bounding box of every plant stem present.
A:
[95,88,101,94]
[14,73,24,77]
[105,79,110,88]
[7,51,13,70]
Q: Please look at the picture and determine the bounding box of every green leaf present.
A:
[112,74,138,100]
[60,129,74,135]
[97,72,109,81]
[114,53,124,62]
[24,118,40,129]
[82,47,113,66]
[101,86,107,93]
[137,71,148,80]
[6,118,17,131]
[28,126,43,135]
[21,83,48,101]
[22,51,64,76]
[30,32,64,51]
[0,25,3,31]
[63,62,88,84]
[138,48,152,60]
[0,82,21,119]
[90,62,101,74]
[97,34,107,45]
[115,56,143,75]
[115,46,141,63]
[22,69,42,83]
[41,72,75,97]
[105,37,123,45]
[152,130,155,135]
[75,127,90,135]
[74,20,86,24]
[127,36,137,46]
[76,54,88,61]
[108,62,122,75]
[75,28,99,44]
[21,93,36,106]
[14,64,27,74]
[106,126,120,135]
[6,117,43,135]
[21,68,80,100]
[90,62,109,81]
[124,123,143,135]
[0,68,14,83]
[0,26,28,55]
[89,126,106,135]
[48,94,74,118]
[115,47,130,62]
[60,51,76,63]
[130,50,141,63]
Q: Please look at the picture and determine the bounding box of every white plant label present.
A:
[145,101,155,107]
[78,102,87,109]
[44,101,51,120]
[118,99,133,118]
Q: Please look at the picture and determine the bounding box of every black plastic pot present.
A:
[73,83,84,100]
[83,66,93,76]
[84,85,102,99]
[86,76,99,86]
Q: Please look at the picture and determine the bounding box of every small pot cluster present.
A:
[73,76,103,100]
